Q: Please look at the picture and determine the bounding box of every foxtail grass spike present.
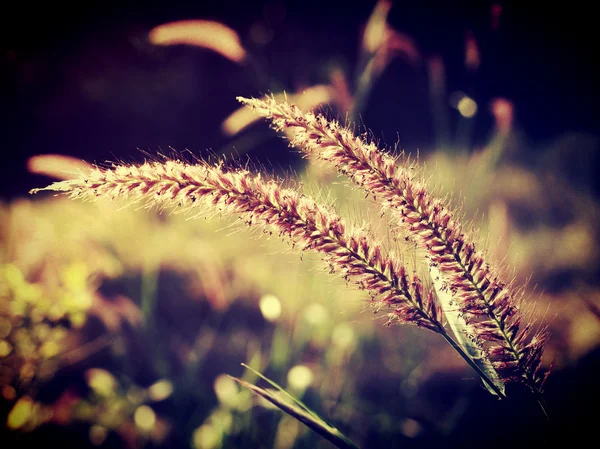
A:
[239,95,550,397]
[31,156,507,398]
[30,158,442,331]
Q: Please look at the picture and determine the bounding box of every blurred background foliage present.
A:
[1,1,599,448]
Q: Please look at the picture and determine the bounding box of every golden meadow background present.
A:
[2,1,599,448]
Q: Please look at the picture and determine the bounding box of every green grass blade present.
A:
[240,363,319,420]
[231,376,360,449]
[430,265,506,397]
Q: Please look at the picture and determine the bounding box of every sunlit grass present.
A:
[2,1,599,447]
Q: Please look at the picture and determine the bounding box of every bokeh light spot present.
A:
[0,339,12,357]
[193,424,220,449]
[458,96,478,118]
[7,396,33,429]
[134,405,156,432]
[303,303,328,326]
[401,418,422,438]
[259,294,281,321]
[490,97,514,134]
[2,385,17,401]
[86,369,117,397]
[40,340,61,359]
[148,379,174,402]
[287,365,313,390]
[214,374,238,405]
[332,323,355,349]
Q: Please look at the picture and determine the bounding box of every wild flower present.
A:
[238,95,549,402]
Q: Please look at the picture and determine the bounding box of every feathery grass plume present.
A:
[29,158,443,330]
[30,157,508,397]
[238,95,550,399]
